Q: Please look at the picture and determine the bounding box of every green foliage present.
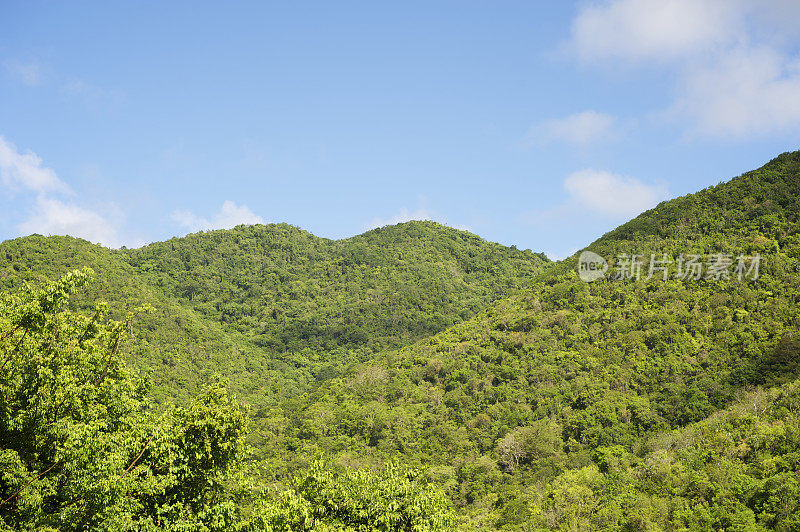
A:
[0,271,459,531]
[125,221,544,352]
[3,150,800,529]
[261,150,800,528]
[526,380,800,531]
[248,461,454,531]
[0,222,546,409]
[0,270,248,530]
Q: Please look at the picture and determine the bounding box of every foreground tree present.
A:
[249,460,455,531]
[0,269,248,531]
[0,270,455,531]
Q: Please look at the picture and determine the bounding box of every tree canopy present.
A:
[0,270,456,531]
[1,150,799,530]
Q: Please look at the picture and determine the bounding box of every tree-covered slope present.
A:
[0,235,275,406]
[268,150,800,529]
[0,222,547,407]
[0,271,455,531]
[125,221,546,352]
[4,150,799,530]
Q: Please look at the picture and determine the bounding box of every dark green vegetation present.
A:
[1,150,799,530]
[0,271,453,530]
[0,222,546,406]
[262,151,800,529]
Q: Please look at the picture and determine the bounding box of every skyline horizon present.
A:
[3,1,800,259]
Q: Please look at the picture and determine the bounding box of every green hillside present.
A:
[2,151,799,530]
[0,222,547,407]
[262,150,800,529]
[125,221,546,352]
[0,270,456,531]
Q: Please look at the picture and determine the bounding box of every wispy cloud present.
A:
[0,136,70,194]
[18,196,122,248]
[569,0,738,64]
[2,59,47,86]
[666,46,800,139]
[563,169,667,218]
[1,136,128,247]
[566,0,800,139]
[62,77,126,111]
[172,200,266,233]
[3,56,124,112]
[522,110,616,147]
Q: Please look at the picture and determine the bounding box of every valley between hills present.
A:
[1,150,799,530]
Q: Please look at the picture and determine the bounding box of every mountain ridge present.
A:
[261,149,800,529]
[1,150,799,529]
[0,220,548,408]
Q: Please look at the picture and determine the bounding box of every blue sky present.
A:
[1,1,799,259]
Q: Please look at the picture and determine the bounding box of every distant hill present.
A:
[269,150,800,529]
[3,150,799,530]
[126,221,547,352]
[0,221,547,406]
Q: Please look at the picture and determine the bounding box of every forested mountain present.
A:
[1,151,799,530]
[125,221,546,352]
[0,271,455,531]
[0,222,546,406]
[258,150,800,529]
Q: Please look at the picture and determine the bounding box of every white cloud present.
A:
[517,170,668,258]
[570,0,738,64]
[668,46,800,138]
[1,136,128,248]
[0,136,70,194]
[172,200,265,233]
[18,196,121,248]
[2,59,45,86]
[523,110,616,146]
[563,169,667,218]
[567,0,800,139]
[1,137,265,247]
[364,207,470,232]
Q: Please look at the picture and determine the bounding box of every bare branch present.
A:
[0,461,60,508]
